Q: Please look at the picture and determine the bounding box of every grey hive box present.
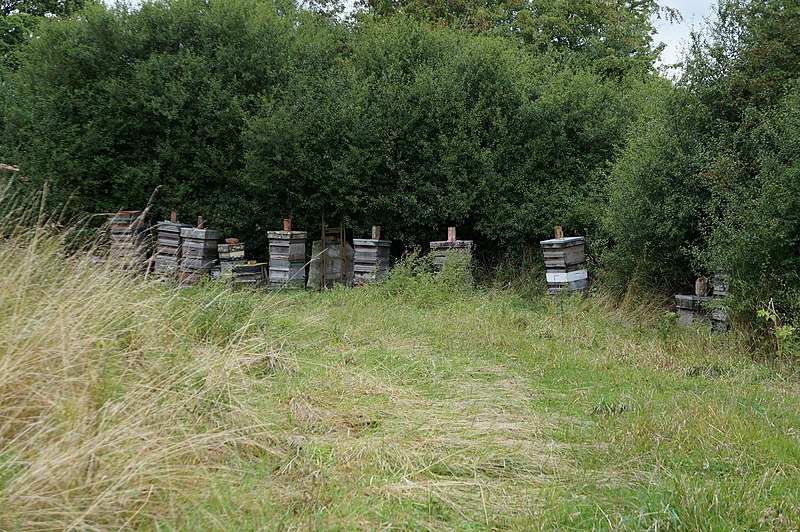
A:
[267,230,307,289]
[429,227,473,286]
[106,211,148,271]
[178,227,218,284]
[539,235,587,294]
[353,226,392,285]
[674,295,713,326]
[353,239,391,285]
[232,263,266,285]
[711,275,730,332]
[307,239,354,289]
[218,241,265,286]
[154,220,192,276]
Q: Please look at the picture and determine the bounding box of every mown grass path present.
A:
[174,285,800,529]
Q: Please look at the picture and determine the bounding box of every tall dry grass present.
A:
[0,184,281,529]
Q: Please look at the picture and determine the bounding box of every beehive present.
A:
[539,236,587,294]
[217,241,265,285]
[711,275,729,332]
[233,262,266,285]
[307,239,354,289]
[353,239,391,285]
[675,295,712,326]
[106,211,148,271]
[179,227,218,284]
[268,230,307,289]
[218,242,247,272]
[429,227,473,286]
[154,220,192,276]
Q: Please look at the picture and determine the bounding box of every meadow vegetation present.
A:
[1,197,798,528]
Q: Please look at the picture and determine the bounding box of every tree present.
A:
[358,0,664,77]
[1,0,86,65]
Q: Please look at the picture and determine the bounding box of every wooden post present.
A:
[447,227,457,242]
[170,211,177,223]
[283,218,292,232]
[372,225,381,240]
[554,226,563,239]
[197,216,204,229]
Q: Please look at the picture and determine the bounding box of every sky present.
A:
[653,0,717,67]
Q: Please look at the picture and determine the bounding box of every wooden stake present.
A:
[554,226,563,239]
[283,218,292,232]
[197,216,204,229]
[372,225,381,240]
[170,211,177,223]
[447,227,457,242]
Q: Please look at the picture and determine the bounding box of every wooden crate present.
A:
[353,238,391,285]
[540,236,587,295]
[267,231,307,289]
[674,295,712,326]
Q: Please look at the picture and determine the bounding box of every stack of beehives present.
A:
[429,227,473,286]
[268,219,306,289]
[711,275,729,332]
[674,294,712,326]
[353,226,391,286]
[218,241,246,274]
[179,227,218,284]
[218,240,266,286]
[539,231,587,294]
[107,211,148,271]
[154,219,192,276]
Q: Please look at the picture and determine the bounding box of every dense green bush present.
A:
[602,0,800,332]
[602,81,714,292]
[1,0,645,256]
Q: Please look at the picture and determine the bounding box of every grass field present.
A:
[1,226,800,530]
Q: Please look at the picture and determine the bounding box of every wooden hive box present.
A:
[711,275,730,332]
[306,239,355,289]
[267,230,307,289]
[155,221,192,274]
[539,236,587,294]
[106,211,148,271]
[179,227,219,284]
[353,238,391,285]
[232,263,266,285]
[674,295,712,326]
[429,227,474,287]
